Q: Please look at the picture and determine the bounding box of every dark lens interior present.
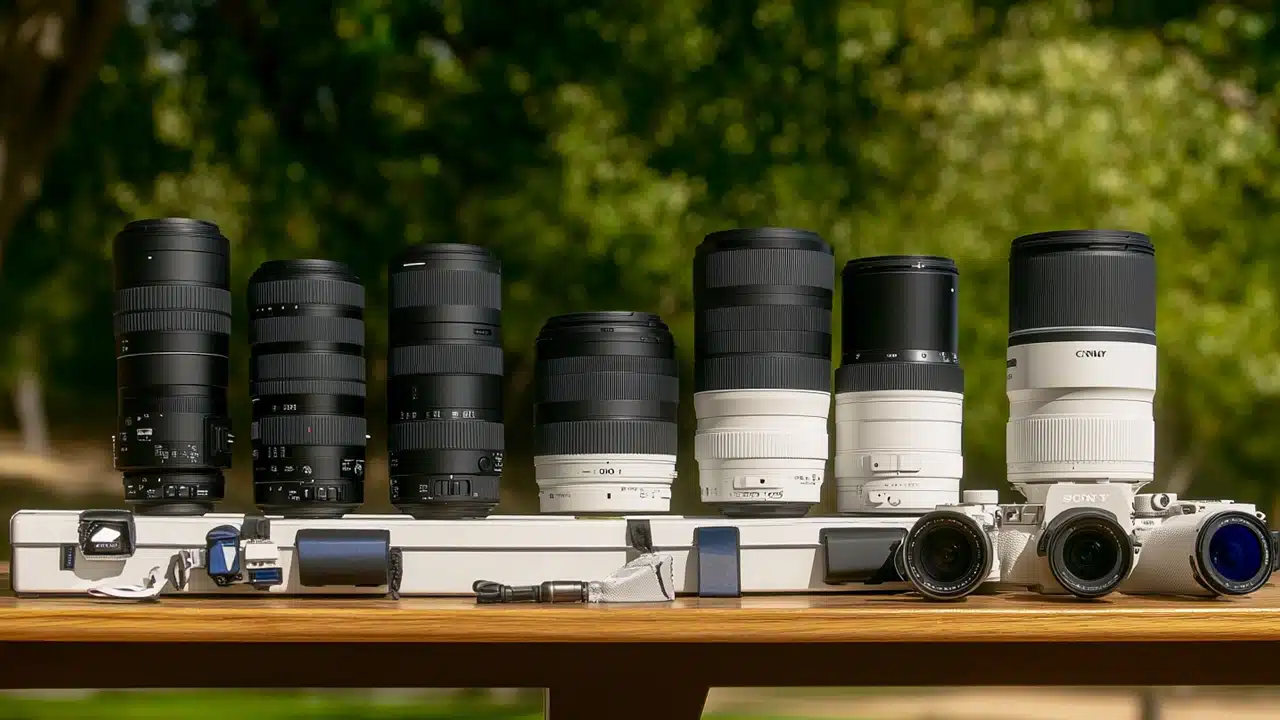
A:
[1061,529,1120,582]
[919,526,975,584]
[1208,523,1265,583]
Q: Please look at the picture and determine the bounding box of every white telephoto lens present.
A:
[834,255,964,515]
[693,228,835,518]
[1005,230,1157,504]
[533,312,679,515]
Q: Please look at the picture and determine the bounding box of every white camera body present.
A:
[899,489,1003,600]
[993,481,1137,597]
[1119,493,1275,597]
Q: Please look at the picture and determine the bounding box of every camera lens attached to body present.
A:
[902,510,991,601]
[112,218,233,515]
[835,255,964,515]
[693,227,835,518]
[1039,508,1134,598]
[1196,511,1273,595]
[249,260,367,518]
[533,312,679,514]
[387,244,504,519]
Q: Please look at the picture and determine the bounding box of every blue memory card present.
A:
[695,526,742,598]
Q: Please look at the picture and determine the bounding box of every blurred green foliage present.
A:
[4,0,1280,513]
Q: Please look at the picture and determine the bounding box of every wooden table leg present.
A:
[544,681,708,720]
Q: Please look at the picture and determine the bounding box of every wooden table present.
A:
[4,574,1280,719]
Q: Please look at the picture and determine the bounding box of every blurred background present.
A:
[3,0,1280,717]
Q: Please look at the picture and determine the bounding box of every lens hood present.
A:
[1038,507,1134,598]
[903,510,992,601]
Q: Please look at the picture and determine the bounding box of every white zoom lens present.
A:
[1006,230,1157,503]
[693,228,835,518]
[533,312,679,514]
[834,256,964,515]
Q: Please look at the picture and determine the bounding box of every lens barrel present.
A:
[387,244,504,519]
[1044,509,1134,598]
[1197,512,1273,595]
[112,218,232,515]
[835,256,964,515]
[903,510,992,601]
[693,227,835,518]
[248,260,366,518]
[1006,230,1157,499]
[533,312,678,514]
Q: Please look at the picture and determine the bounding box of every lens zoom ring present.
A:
[536,372,679,403]
[1007,416,1154,465]
[252,415,367,446]
[390,421,505,451]
[254,354,366,381]
[248,278,366,308]
[114,285,232,314]
[537,355,677,377]
[699,330,830,356]
[127,396,219,414]
[113,311,231,335]
[696,355,831,393]
[251,380,367,398]
[251,316,366,345]
[534,420,677,456]
[700,248,835,289]
[391,269,501,310]
[694,430,830,460]
[1010,252,1155,333]
[835,362,964,394]
[389,345,503,376]
[699,305,831,333]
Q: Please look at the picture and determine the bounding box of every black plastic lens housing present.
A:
[112,218,233,515]
[1196,511,1273,595]
[387,243,504,519]
[903,511,991,600]
[248,260,367,518]
[1008,230,1155,346]
[1042,508,1134,598]
[836,255,963,395]
[694,228,834,392]
[534,312,678,463]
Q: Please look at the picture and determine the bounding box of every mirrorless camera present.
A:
[899,489,1002,600]
[1119,492,1277,597]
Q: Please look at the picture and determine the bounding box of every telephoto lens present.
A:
[694,227,835,518]
[248,260,367,518]
[387,244,504,519]
[112,218,233,515]
[1006,230,1156,503]
[834,256,964,515]
[533,312,679,514]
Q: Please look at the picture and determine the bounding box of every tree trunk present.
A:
[0,0,126,269]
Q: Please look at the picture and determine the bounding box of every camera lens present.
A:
[248,260,366,518]
[1196,512,1272,594]
[387,243,504,519]
[1007,230,1156,503]
[693,227,834,518]
[1046,511,1134,598]
[112,218,232,515]
[534,312,678,514]
[903,511,991,600]
[835,256,963,515]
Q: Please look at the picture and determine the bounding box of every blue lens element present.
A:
[1208,523,1265,583]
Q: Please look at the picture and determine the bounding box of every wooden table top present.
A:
[3,578,1280,644]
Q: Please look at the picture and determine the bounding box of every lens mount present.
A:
[1040,508,1134,598]
[903,510,992,601]
[1195,511,1274,596]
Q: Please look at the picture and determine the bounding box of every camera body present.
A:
[1119,493,1276,597]
[993,481,1137,598]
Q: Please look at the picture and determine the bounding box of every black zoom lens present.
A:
[903,511,991,601]
[1045,509,1134,598]
[113,218,233,515]
[248,260,366,518]
[387,244,504,519]
[836,256,962,394]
